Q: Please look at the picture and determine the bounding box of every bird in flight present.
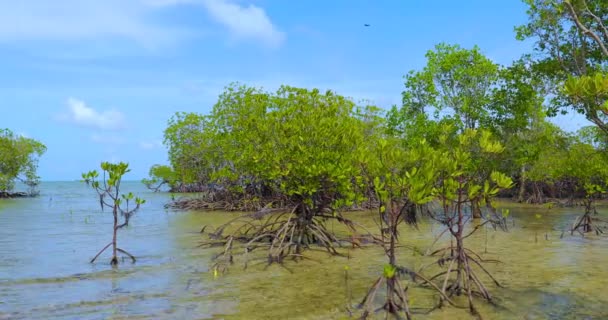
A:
[364,24,371,27]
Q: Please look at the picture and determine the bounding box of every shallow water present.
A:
[1,182,608,319]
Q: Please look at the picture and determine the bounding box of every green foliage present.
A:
[142,164,177,191]
[563,73,608,130]
[399,43,500,130]
[577,125,608,149]
[383,264,397,279]
[435,129,514,203]
[157,36,607,211]
[259,86,369,207]
[0,128,46,194]
[526,129,608,198]
[160,83,381,210]
[584,182,606,198]
[528,2,608,185]
[82,162,145,216]
[517,122,569,180]
[558,141,607,187]
[392,44,548,204]
[516,0,608,134]
[488,58,548,136]
[369,137,438,207]
[163,112,211,186]
[564,73,608,105]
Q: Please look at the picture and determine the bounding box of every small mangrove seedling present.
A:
[82,162,145,265]
[571,183,606,235]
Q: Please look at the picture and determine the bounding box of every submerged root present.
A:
[116,248,136,263]
[570,212,605,235]
[90,243,137,265]
[570,198,607,236]
[359,276,413,320]
[424,247,498,315]
[358,270,461,320]
[199,204,372,272]
[90,242,113,263]
[0,191,30,198]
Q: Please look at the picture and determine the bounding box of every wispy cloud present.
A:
[202,0,285,48]
[57,98,127,131]
[0,0,282,48]
[0,0,195,48]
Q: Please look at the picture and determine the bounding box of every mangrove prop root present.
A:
[199,205,366,271]
[90,243,137,264]
[90,242,113,263]
[424,248,498,315]
[397,267,462,309]
[117,248,136,263]
[358,271,460,320]
[358,277,383,319]
[0,191,30,198]
[358,276,413,320]
[570,198,608,236]
[570,212,598,235]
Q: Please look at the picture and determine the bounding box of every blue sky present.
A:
[1,0,589,181]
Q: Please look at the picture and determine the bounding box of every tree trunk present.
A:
[471,200,482,219]
[385,212,398,314]
[456,184,465,295]
[111,207,118,265]
[517,165,526,203]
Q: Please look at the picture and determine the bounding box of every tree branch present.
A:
[581,0,608,43]
[564,0,608,57]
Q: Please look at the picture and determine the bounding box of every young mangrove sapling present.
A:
[421,129,513,317]
[82,162,146,265]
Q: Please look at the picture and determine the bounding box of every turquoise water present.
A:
[1,182,608,319]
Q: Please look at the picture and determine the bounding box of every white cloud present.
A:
[0,0,282,48]
[139,140,164,150]
[201,0,285,47]
[58,98,127,131]
[0,0,194,47]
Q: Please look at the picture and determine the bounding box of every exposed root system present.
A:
[198,203,377,272]
[0,191,30,198]
[90,242,136,265]
[165,191,289,212]
[422,244,501,317]
[358,274,413,320]
[570,198,607,235]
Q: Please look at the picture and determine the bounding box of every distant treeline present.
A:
[0,128,46,198]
